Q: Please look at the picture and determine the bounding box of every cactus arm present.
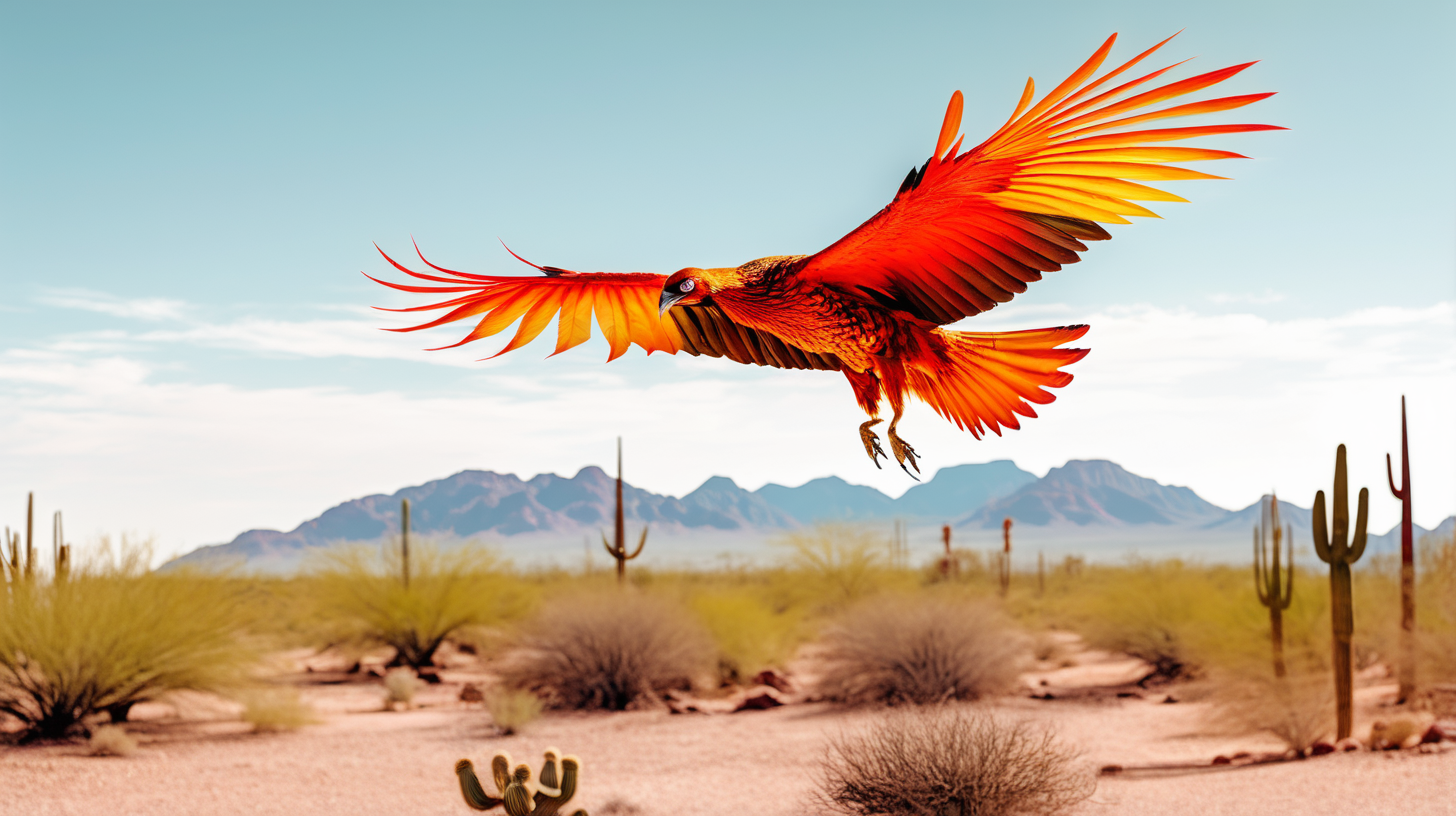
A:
[1386,452,1405,499]
[492,753,514,797]
[1313,491,1332,562]
[601,532,618,558]
[534,756,582,816]
[536,749,562,798]
[503,782,534,816]
[1254,526,1270,605]
[623,527,647,560]
[456,760,506,811]
[1348,487,1369,562]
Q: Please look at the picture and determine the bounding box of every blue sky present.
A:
[2,1,1452,561]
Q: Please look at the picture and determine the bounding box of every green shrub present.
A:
[499,591,713,710]
[819,706,1093,816]
[239,686,319,732]
[486,688,543,735]
[383,668,421,709]
[773,524,896,609]
[308,543,528,670]
[690,589,804,684]
[0,538,255,740]
[816,595,1026,705]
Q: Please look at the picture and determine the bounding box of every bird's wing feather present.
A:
[367,244,842,370]
[794,33,1283,325]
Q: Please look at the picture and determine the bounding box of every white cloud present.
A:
[38,289,189,321]
[1,301,1452,564]
[1207,289,1287,305]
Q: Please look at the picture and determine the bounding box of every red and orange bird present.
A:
[369,33,1280,477]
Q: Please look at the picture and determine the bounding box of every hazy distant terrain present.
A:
[165,459,1452,574]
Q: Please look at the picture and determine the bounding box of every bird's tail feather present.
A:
[906,326,1089,439]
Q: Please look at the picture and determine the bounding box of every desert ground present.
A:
[3,638,1451,816]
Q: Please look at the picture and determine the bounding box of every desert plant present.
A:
[816,595,1026,705]
[87,724,138,757]
[1385,396,1416,702]
[1253,493,1294,677]
[456,748,586,815]
[486,689,543,735]
[777,523,889,607]
[999,518,1012,597]
[819,706,1093,816]
[602,438,647,585]
[498,591,712,710]
[0,537,255,739]
[383,668,421,708]
[1212,672,1333,753]
[690,589,802,684]
[309,543,524,671]
[239,686,319,732]
[1313,443,1369,740]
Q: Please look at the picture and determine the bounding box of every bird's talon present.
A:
[858,420,888,467]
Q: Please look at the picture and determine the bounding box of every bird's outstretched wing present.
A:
[794,33,1283,325]
[368,244,842,371]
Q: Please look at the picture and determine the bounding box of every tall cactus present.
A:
[601,437,646,584]
[1253,493,1293,678]
[1313,443,1368,741]
[400,497,411,589]
[456,748,588,815]
[52,510,70,582]
[1385,396,1415,704]
[998,517,1012,597]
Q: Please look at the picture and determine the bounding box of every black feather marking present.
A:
[897,166,919,196]
[539,266,568,277]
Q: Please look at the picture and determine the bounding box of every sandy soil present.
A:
[3,644,1452,816]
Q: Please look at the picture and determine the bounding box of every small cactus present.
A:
[401,498,411,589]
[456,749,587,815]
[1313,443,1368,742]
[601,437,646,585]
[1253,493,1293,678]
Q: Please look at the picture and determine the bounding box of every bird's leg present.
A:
[859,419,887,468]
[887,406,920,478]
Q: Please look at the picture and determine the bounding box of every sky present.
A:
[2,1,1453,563]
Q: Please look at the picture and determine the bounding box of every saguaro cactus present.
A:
[601,437,646,584]
[52,510,70,582]
[1385,396,1415,704]
[1253,493,1294,678]
[456,748,588,815]
[1037,551,1046,598]
[998,517,1012,597]
[1313,443,1369,741]
[400,497,411,589]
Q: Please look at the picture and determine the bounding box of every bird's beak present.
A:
[658,290,685,316]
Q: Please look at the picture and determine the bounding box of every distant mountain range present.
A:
[166,459,1453,571]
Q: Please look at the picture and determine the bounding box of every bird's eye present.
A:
[679,279,695,293]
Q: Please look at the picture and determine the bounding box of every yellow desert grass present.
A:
[0,537,255,740]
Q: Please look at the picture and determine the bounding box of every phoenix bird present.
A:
[369,33,1280,476]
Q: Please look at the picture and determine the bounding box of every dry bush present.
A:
[383,668,421,708]
[486,688,543,735]
[498,591,713,710]
[87,724,138,757]
[309,544,528,670]
[1210,673,1333,752]
[816,596,1027,705]
[819,706,1093,816]
[239,687,319,732]
[0,538,255,740]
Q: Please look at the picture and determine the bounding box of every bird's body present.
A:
[370,33,1280,474]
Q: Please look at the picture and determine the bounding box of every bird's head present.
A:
[659,267,711,314]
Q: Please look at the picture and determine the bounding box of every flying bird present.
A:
[369,33,1280,476]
